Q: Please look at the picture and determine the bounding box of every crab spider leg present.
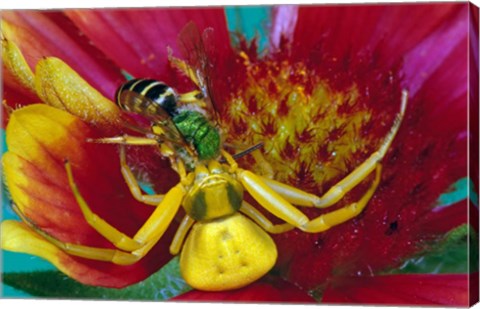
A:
[124,183,186,245]
[305,91,404,207]
[66,182,184,264]
[302,164,382,233]
[11,202,144,265]
[65,161,142,251]
[221,150,307,227]
[258,176,323,207]
[240,201,294,234]
[65,161,185,253]
[251,150,274,179]
[169,215,196,255]
[236,169,309,227]
[87,134,177,163]
[88,135,159,146]
[222,142,274,178]
[119,146,164,206]
[237,164,382,233]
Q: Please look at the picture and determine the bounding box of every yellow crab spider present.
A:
[17,91,407,291]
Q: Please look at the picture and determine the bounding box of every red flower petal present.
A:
[322,274,473,306]
[66,8,231,83]
[404,5,468,96]
[469,4,479,192]
[373,4,466,70]
[412,41,468,136]
[276,3,464,69]
[173,278,315,303]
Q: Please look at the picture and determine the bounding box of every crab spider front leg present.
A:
[64,161,185,259]
[302,164,382,232]
[11,203,146,265]
[119,145,165,206]
[87,139,176,206]
[236,164,382,233]
[307,90,405,208]
[10,178,184,266]
[235,168,310,227]
[65,161,142,251]
[90,135,159,146]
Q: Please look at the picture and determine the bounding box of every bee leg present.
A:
[65,161,185,254]
[169,215,195,255]
[119,145,164,206]
[177,90,204,104]
[240,201,294,234]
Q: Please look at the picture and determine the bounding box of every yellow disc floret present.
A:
[222,54,374,193]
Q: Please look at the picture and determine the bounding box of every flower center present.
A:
[221,53,376,194]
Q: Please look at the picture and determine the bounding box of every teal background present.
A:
[225,6,270,51]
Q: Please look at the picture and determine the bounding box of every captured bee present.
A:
[115,78,221,169]
[15,22,408,292]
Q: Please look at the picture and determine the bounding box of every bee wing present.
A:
[118,90,192,149]
[176,22,220,122]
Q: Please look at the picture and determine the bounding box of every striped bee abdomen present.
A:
[116,78,178,116]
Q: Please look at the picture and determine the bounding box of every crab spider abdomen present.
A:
[179,213,277,291]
